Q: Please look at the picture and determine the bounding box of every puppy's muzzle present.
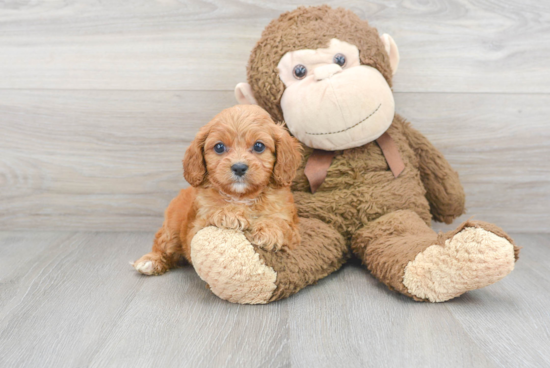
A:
[231,163,248,177]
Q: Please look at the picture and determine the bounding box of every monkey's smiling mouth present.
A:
[305,103,382,136]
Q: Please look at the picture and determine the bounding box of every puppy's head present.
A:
[183,105,302,197]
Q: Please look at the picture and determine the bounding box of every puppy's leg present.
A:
[284,221,301,250]
[133,188,194,275]
[133,226,184,275]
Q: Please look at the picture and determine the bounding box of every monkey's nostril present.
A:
[231,163,248,177]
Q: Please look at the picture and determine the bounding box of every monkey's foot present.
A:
[403,226,517,302]
[190,218,349,304]
[191,227,278,304]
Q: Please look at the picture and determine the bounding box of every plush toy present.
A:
[191,5,520,303]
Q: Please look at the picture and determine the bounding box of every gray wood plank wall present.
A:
[1,0,549,232]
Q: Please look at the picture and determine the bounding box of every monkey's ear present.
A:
[380,34,400,75]
[235,83,258,105]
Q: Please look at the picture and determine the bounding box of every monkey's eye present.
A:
[333,53,346,67]
[293,64,307,79]
[253,141,265,153]
[214,143,225,154]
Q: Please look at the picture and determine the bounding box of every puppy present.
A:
[133,105,303,276]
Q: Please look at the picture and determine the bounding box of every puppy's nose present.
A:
[231,163,248,177]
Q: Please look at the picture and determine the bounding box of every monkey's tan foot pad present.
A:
[191,226,278,304]
[403,227,516,302]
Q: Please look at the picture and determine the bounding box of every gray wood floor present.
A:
[0,231,548,368]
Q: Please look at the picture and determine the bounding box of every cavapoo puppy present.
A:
[133,105,303,275]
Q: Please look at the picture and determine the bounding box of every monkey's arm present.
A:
[400,122,465,224]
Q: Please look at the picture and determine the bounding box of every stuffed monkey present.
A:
[191,5,520,303]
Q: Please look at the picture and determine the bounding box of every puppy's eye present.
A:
[293,64,307,79]
[253,142,265,153]
[214,143,225,154]
[333,53,346,67]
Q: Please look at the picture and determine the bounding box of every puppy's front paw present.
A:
[246,224,285,252]
[132,253,168,276]
[211,211,250,231]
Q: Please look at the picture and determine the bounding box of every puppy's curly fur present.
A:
[133,105,303,276]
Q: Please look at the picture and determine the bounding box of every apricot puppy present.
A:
[133,105,303,276]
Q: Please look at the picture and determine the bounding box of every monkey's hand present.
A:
[401,121,465,223]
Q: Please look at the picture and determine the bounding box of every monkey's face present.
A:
[276,39,395,151]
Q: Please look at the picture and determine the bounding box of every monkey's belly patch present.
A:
[191,226,277,304]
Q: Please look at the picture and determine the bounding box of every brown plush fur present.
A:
[242,5,519,301]
[256,217,350,302]
[290,115,466,237]
[134,105,303,274]
[351,210,437,300]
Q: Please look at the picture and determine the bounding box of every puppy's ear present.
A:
[272,124,303,187]
[183,125,210,187]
